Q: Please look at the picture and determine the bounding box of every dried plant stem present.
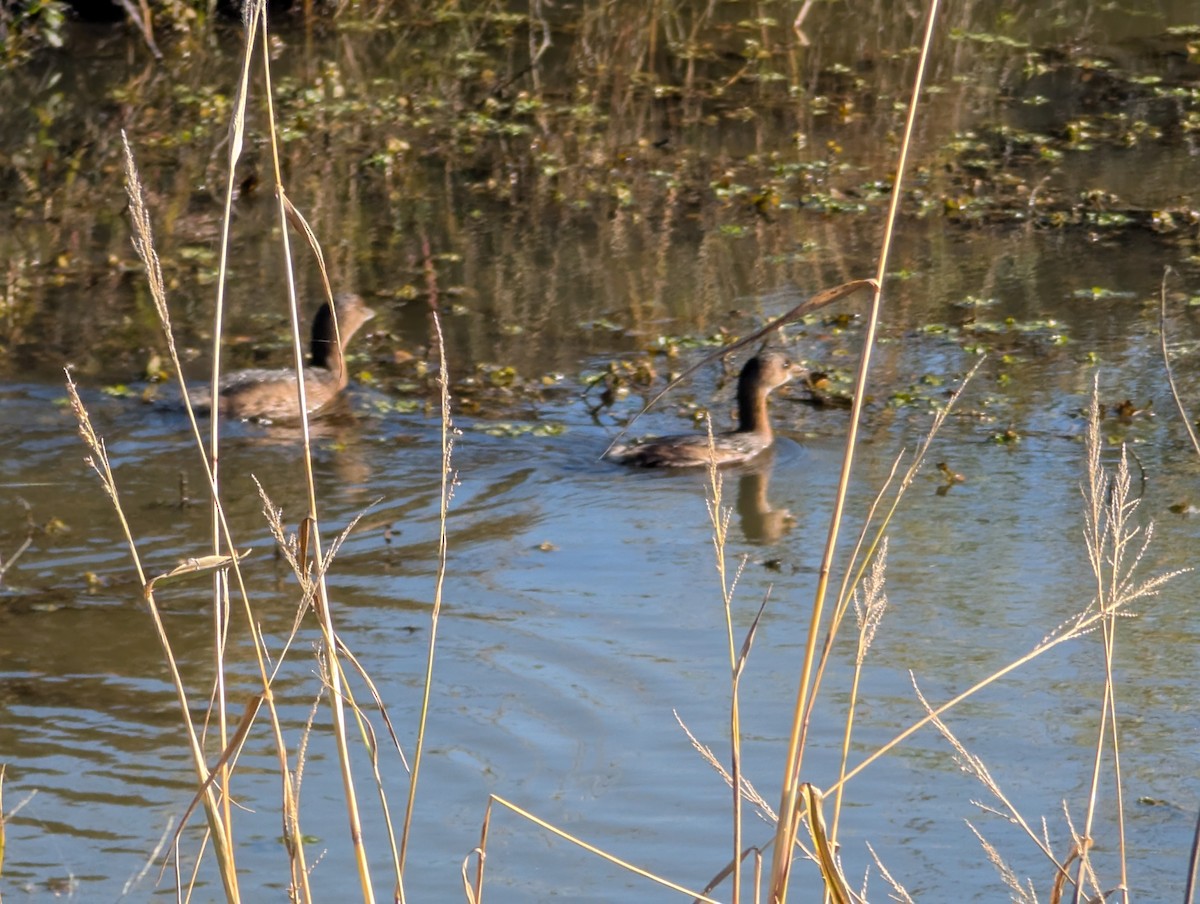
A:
[822,358,981,844]
[258,2,371,897]
[398,297,455,901]
[768,1,941,899]
[123,134,310,897]
[480,795,724,903]
[1186,807,1200,904]
[703,426,746,902]
[1157,267,1200,459]
[1074,384,1135,904]
[205,0,260,863]
[122,0,315,892]
[65,374,241,903]
[831,540,888,845]
[123,114,318,896]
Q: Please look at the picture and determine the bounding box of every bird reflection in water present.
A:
[734,448,796,544]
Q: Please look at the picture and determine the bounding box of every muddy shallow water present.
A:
[2,3,1200,901]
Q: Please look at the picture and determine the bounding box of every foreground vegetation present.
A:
[1,0,1198,901]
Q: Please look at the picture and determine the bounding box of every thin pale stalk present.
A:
[1158,267,1200,459]
[825,359,980,843]
[831,604,870,844]
[65,376,240,903]
[704,432,743,902]
[832,615,1088,798]
[397,307,454,901]
[205,0,260,859]
[123,3,314,883]
[121,8,310,886]
[488,795,723,903]
[1075,442,1135,903]
[1072,616,1121,904]
[768,2,941,899]
[256,11,372,901]
[1185,805,1200,904]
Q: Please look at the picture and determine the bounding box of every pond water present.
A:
[2,3,1200,902]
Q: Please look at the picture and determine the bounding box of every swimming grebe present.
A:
[605,350,798,467]
[202,293,375,422]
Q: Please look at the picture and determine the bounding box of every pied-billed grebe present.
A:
[199,293,376,422]
[605,350,798,467]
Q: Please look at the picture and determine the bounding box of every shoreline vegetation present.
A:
[4,2,1200,387]
[1,0,1196,900]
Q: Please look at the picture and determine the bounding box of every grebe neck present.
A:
[735,356,771,437]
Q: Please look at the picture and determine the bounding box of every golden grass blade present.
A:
[279,192,343,378]
[735,592,769,684]
[602,278,877,457]
[487,795,723,903]
[1157,267,1200,459]
[1184,807,1200,904]
[280,192,335,306]
[253,7,372,899]
[398,305,455,900]
[143,551,251,597]
[702,422,747,900]
[335,638,411,772]
[205,4,263,852]
[461,848,485,904]
[65,373,242,903]
[768,3,941,899]
[160,696,264,882]
[800,784,854,904]
[469,797,494,903]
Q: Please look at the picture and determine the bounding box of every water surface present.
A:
[2,3,1200,901]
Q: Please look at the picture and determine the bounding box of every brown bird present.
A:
[197,293,375,422]
[605,351,798,467]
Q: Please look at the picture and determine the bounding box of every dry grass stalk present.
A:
[817,382,1183,902]
[829,537,889,843]
[474,795,724,903]
[1157,267,1200,459]
[800,784,858,904]
[767,2,943,898]
[1057,805,1103,903]
[249,3,382,897]
[915,677,1068,890]
[65,372,241,902]
[829,394,1183,797]
[675,711,778,825]
[105,0,413,896]
[396,275,459,903]
[965,822,1037,904]
[120,8,314,887]
[703,416,753,902]
[1074,380,1144,904]
[0,765,6,877]
[864,842,913,904]
[674,707,831,902]
[203,0,261,864]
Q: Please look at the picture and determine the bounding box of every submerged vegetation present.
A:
[2,0,1200,901]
